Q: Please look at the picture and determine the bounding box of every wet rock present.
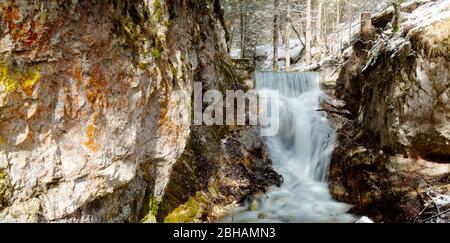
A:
[330,0,450,223]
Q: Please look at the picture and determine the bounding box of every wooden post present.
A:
[360,11,372,42]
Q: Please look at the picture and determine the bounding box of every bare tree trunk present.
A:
[296,0,304,44]
[316,0,322,60]
[284,0,291,71]
[332,21,335,54]
[305,0,311,65]
[336,0,341,57]
[273,0,280,71]
[239,1,246,59]
[348,0,353,45]
[324,3,328,55]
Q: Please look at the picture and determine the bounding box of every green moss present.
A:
[209,181,220,198]
[153,0,162,22]
[0,171,8,208]
[140,190,160,223]
[393,25,400,33]
[151,48,162,59]
[171,66,178,78]
[208,125,229,141]
[137,62,149,71]
[163,192,209,223]
[121,16,145,46]
[163,19,170,28]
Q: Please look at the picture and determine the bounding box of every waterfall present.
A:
[221,72,355,223]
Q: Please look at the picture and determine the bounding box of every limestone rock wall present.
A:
[0,0,229,222]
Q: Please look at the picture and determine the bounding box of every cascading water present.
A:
[221,72,355,223]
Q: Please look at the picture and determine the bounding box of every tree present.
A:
[316,0,323,60]
[284,0,292,71]
[348,0,353,45]
[336,0,342,57]
[305,0,311,65]
[223,0,394,67]
[273,0,280,71]
[239,0,247,58]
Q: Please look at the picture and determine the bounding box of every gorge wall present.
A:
[0,0,276,223]
[330,0,450,222]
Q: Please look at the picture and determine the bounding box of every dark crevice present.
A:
[423,152,450,164]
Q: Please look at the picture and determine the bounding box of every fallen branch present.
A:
[426,190,441,214]
[316,109,353,119]
[413,203,431,223]
[419,208,450,223]
[290,21,305,47]
[413,188,429,223]
[289,21,306,64]
[322,101,341,110]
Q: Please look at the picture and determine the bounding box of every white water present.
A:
[221,72,355,223]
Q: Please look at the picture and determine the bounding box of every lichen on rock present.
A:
[0,62,41,97]
[140,191,160,223]
[163,192,209,223]
[0,0,274,223]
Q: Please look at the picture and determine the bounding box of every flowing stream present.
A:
[221,72,355,223]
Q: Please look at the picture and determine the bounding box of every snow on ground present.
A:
[230,0,450,72]
[355,216,374,223]
[403,0,450,31]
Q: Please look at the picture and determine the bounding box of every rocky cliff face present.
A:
[0,0,273,223]
[330,0,450,222]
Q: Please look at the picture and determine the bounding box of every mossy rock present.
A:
[0,171,8,208]
[151,48,162,59]
[139,190,160,223]
[163,192,209,223]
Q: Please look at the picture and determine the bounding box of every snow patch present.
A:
[355,216,374,223]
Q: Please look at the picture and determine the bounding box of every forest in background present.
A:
[223,0,403,70]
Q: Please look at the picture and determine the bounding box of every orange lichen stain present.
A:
[83,113,99,153]
[21,65,42,96]
[73,95,80,105]
[4,1,21,29]
[73,67,83,91]
[84,124,98,152]
[63,85,72,117]
[25,21,39,47]
[3,0,41,48]
[86,64,109,110]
